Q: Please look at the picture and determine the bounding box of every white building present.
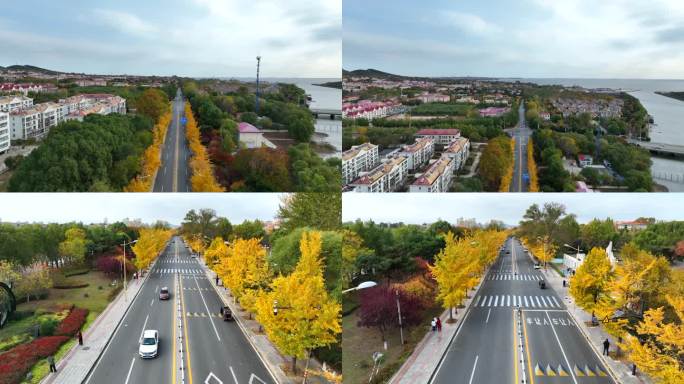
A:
[10,107,44,140]
[0,112,10,153]
[443,137,470,171]
[342,142,379,185]
[409,155,455,192]
[350,156,408,192]
[0,95,33,113]
[237,122,276,149]
[418,93,450,103]
[397,137,434,170]
[415,129,461,146]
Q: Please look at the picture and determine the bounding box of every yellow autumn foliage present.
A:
[132,228,174,270]
[499,138,514,192]
[185,102,224,192]
[124,106,172,192]
[527,138,539,192]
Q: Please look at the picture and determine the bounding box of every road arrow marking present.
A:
[535,363,545,376]
[248,373,268,384]
[205,372,223,384]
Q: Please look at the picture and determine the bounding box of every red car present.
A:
[159,287,170,300]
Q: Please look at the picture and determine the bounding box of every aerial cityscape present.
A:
[1,1,684,384]
[342,0,684,193]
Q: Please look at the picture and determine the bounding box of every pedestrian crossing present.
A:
[182,287,212,291]
[487,273,543,281]
[186,312,222,318]
[158,259,197,264]
[474,294,563,308]
[153,268,203,274]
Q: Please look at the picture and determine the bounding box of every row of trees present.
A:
[527,138,540,191]
[479,136,513,191]
[499,138,514,192]
[432,230,508,319]
[125,106,172,191]
[132,228,174,271]
[185,102,224,191]
[568,245,683,383]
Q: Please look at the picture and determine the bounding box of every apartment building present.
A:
[350,156,408,192]
[342,142,379,185]
[443,137,470,171]
[415,128,461,146]
[0,112,9,153]
[0,95,34,113]
[409,155,455,192]
[397,137,434,170]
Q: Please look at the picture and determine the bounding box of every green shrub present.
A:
[39,317,60,336]
[8,310,35,322]
[63,268,90,277]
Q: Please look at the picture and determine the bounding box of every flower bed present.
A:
[54,307,88,337]
[0,336,69,384]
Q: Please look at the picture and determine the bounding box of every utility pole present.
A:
[255,56,261,114]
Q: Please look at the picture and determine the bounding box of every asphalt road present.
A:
[431,237,614,384]
[85,236,274,384]
[510,103,532,192]
[153,89,192,192]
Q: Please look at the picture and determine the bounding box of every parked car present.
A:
[139,330,159,358]
[534,264,541,270]
[159,287,170,300]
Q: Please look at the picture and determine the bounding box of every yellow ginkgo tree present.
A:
[255,231,341,374]
[215,237,270,315]
[570,247,613,310]
[132,228,173,271]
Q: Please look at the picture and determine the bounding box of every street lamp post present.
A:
[121,238,138,302]
[395,290,404,346]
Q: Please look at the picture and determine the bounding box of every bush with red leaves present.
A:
[54,308,88,337]
[0,336,69,384]
[357,285,425,341]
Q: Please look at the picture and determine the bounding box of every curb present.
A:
[198,255,288,384]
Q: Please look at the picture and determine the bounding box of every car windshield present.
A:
[160,289,168,294]
[142,337,156,345]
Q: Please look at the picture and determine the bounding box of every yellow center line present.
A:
[522,310,534,384]
[172,101,180,192]
[513,310,519,384]
[180,269,193,384]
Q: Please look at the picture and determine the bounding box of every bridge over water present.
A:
[310,107,342,120]
[627,139,684,158]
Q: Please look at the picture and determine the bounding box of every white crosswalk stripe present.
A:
[476,294,564,308]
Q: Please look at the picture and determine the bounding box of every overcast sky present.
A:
[0,193,286,225]
[0,0,340,78]
[344,0,684,79]
[343,193,684,226]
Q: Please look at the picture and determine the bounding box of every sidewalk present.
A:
[42,273,149,384]
[198,260,337,384]
[541,267,652,384]
[389,265,491,384]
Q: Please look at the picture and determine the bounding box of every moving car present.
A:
[538,280,546,289]
[159,287,170,300]
[222,306,233,321]
[139,330,159,358]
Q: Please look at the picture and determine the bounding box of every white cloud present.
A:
[93,9,158,36]
[444,11,499,35]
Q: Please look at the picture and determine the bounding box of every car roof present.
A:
[161,287,168,290]
[143,330,158,338]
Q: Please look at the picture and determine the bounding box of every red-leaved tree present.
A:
[356,285,425,341]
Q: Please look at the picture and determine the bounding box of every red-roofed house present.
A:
[409,155,455,192]
[415,129,461,146]
[615,219,650,231]
[578,154,593,167]
[238,122,276,149]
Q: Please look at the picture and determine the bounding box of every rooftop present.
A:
[238,122,261,134]
[352,156,407,185]
[401,137,434,153]
[443,137,469,153]
[343,142,377,161]
[416,128,461,136]
[412,156,453,186]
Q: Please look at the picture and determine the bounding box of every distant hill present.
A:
[3,65,61,74]
[343,68,411,80]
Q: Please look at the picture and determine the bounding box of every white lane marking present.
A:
[512,296,517,306]
[488,296,493,306]
[474,296,481,306]
[124,358,135,384]
[535,296,542,307]
[194,276,221,341]
[493,296,499,306]
[229,366,238,384]
[150,299,154,307]
[551,297,560,307]
[139,314,149,342]
[529,296,536,307]
[206,371,225,384]
[541,297,549,308]
[507,295,511,306]
[523,296,528,307]
[468,355,479,384]
[545,311,579,384]
[485,309,491,324]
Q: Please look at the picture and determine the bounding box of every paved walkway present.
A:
[389,265,492,384]
[0,145,37,173]
[541,267,652,384]
[42,269,151,384]
[198,259,338,384]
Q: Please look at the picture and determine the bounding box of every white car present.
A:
[534,264,541,270]
[139,330,159,358]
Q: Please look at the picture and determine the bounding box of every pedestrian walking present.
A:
[603,338,610,355]
[47,356,57,373]
[216,276,219,285]
[436,317,442,332]
[77,330,83,346]
[562,279,566,287]
[430,318,437,332]
[219,306,224,315]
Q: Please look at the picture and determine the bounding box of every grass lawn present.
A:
[0,270,121,383]
[342,303,444,384]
